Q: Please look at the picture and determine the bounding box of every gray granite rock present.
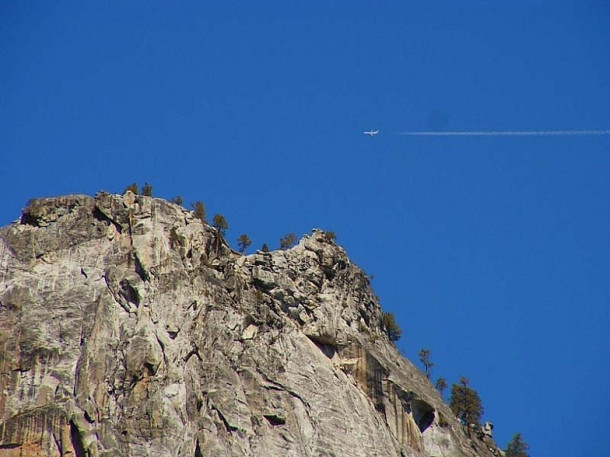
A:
[0,193,500,457]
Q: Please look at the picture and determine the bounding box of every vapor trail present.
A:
[397,130,610,137]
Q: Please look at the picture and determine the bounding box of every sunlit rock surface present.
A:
[0,192,499,457]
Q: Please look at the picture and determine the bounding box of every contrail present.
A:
[397,130,610,137]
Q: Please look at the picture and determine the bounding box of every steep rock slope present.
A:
[0,193,499,457]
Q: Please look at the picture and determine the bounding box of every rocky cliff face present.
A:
[0,192,500,457]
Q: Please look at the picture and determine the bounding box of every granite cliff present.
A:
[0,192,501,457]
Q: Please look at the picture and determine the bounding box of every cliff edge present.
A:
[0,192,500,457]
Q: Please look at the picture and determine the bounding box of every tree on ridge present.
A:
[381,312,402,342]
[237,234,252,254]
[505,433,529,457]
[418,348,434,379]
[279,233,297,250]
[192,201,206,222]
[449,376,483,425]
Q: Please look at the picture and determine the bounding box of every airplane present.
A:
[363,130,379,136]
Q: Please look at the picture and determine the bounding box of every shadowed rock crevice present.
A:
[212,405,239,433]
[133,252,149,281]
[411,399,435,433]
[119,278,140,306]
[194,440,203,457]
[306,336,337,359]
[263,414,286,426]
[70,420,87,457]
[92,205,123,233]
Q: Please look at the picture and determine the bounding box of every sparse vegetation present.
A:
[324,230,336,242]
[212,214,229,236]
[505,433,529,457]
[212,214,229,255]
[192,201,206,222]
[279,233,297,250]
[261,243,270,253]
[124,183,139,194]
[418,348,434,379]
[237,234,252,254]
[449,376,483,425]
[170,196,183,205]
[122,183,153,195]
[141,183,153,197]
[255,289,265,304]
[381,311,402,342]
[435,377,447,397]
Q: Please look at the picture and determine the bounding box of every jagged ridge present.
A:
[0,192,500,457]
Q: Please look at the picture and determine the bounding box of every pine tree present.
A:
[324,230,336,242]
[279,233,297,250]
[124,183,139,194]
[237,234,252,254]
[212,214,229,255]
[449,377,483,425]
[435,377,447,398]
[212,214,229,236]
[141,183,153,196]
[170,196,183,206]
[381,312,402,342]
[418,348,434,379]
[505,433,529,457]
[192,201,206,222]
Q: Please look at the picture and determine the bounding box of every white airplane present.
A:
[363,130,379,136]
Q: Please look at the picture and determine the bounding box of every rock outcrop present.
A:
[0,192,500,456]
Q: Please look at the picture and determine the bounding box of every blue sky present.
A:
[2,2,609,454]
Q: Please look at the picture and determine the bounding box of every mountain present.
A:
[0,192,501,457]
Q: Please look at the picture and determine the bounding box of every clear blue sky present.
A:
[2,2,609,454]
